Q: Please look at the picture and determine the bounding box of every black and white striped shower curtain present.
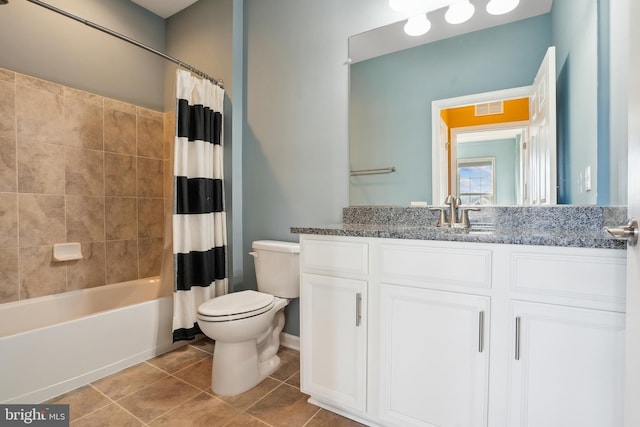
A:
[172,69,227,342]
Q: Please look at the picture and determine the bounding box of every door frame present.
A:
[432,86,531,204]
[624,0,640,425]
[450,122,529,205]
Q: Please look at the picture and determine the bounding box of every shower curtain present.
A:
[171,69,227,342]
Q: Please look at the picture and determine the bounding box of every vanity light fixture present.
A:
[486,0,520,15]
[404,14,432,36]
[390,0,519,36]
[445,1,475,24]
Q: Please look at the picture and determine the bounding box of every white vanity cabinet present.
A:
[376,241,493,427]
[298,234,627,427]
[299,239,369,415]
[506,246,626,427]
[379,285,490,427]
[508,301,625,427]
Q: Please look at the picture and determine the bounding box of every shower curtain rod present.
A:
[26,0,223,88]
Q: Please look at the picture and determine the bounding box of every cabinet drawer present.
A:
[379,244,492,289]
[510,248,626,306]
[301,239,368,275]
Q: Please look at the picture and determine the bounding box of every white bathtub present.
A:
[0,277,180,404]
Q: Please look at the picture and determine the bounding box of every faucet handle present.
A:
[429,207,448,227]
[459,207,481,228]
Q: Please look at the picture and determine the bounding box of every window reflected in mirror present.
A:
[457,158,496,205]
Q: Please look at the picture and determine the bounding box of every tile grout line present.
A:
[302,408,323,427]
[229,411,276,427]
[65,384,113,424]
[143,389,214,426]
[67,383,151,426]
[137,350,223,425]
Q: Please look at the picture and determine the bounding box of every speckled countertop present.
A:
[290,206,628,250]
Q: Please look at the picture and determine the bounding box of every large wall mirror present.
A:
[349,0,628,207]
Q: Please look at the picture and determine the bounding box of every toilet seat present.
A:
[198,290,275,322]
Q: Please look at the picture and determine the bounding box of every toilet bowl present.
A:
[196,240,300,396]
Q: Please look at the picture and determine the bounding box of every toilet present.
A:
[196,240,300,396]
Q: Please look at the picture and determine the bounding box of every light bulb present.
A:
[445,1,475,24]
[404,14,431,36]
[486,0,520,15]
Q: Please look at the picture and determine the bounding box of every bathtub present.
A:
[0,277,180,404]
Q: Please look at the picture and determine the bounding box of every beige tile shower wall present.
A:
[0,67,170,304]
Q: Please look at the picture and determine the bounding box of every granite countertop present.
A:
[290,223,624,249]
[290,206,628,250]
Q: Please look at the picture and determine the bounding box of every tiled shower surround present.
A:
[0,67,173,304]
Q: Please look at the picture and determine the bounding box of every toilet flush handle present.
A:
[249,251,258,258]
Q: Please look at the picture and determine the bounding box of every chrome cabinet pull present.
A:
[515,316,521,360]
[355,293,362,327]
[478,311,485,353]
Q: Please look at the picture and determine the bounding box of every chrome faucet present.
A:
[445,195,460,227]
[429,195,480,228]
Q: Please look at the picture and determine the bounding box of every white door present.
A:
[528,46,557,205]
[379,285,490,427]
[624,0,640,425]
[300,273,367,413]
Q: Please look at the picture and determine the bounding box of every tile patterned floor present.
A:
[46,339,366,427]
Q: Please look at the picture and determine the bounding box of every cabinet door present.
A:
[300,273,367,413]
[379,284,490,427]
[509,301,625,427]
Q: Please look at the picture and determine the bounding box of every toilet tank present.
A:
[252,240,300,298]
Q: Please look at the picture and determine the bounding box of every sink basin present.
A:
[467,223,496,231]
[433,224,495,235]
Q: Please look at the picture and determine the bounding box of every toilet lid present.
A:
[198,290,274,317]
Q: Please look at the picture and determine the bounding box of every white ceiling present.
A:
[130,0,198,18]
[350,0,554,63]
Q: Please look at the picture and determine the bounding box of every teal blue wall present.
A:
[242,0,397,336]
[553,0,600,204]
[349,14,552,205]
[457,138,519,205]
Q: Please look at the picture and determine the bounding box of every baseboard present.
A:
[280,332,300,352]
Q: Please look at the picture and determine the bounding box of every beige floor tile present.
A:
[46,385,111,422]
[148,344,209,374]
[71,403,143,427]
[285,371,300,388]
[270,349,300,382]
[247,383,319,427]
[118,377,200,423]
[42,341,334,427]
[211,377,281,411]
[306,409,368,427]
[174,356,212,391]
[224,413,272,427]
[190,337,215,354]
[92,362,167,400]
[149,392,239,426]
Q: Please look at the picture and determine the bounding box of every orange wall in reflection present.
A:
[441,97,529,129]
